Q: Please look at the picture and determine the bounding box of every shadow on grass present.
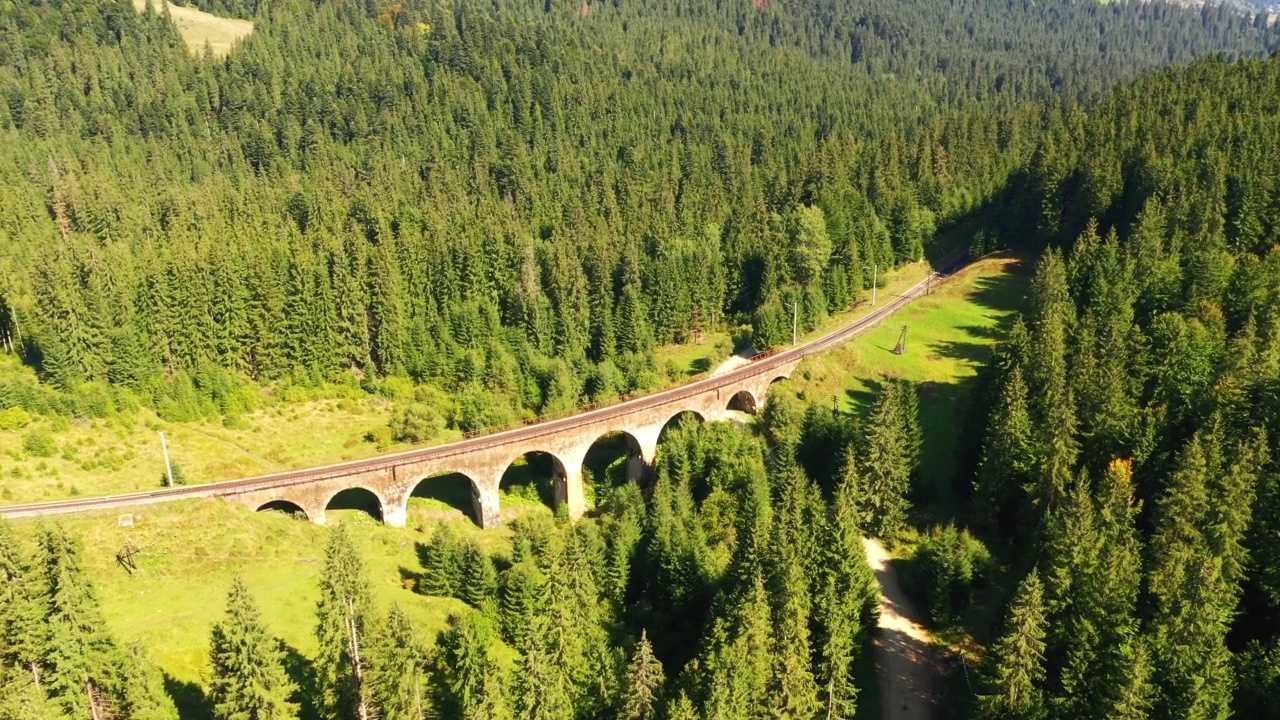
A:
[164,674,212,720]
[282,643,322,720]
[690,357,713,374]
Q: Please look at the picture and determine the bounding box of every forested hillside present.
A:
[0,0,1275,431]
[960,55,1280,718]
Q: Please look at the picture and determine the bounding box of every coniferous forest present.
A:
[5,0,1280,717]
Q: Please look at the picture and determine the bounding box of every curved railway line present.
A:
[0,251,970,520]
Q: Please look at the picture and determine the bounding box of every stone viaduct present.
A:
[226,361,796,529]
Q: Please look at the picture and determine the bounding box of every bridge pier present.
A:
[383,504,408,529]
[474,484,502,529]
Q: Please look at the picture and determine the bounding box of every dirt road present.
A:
[863,538,941,720]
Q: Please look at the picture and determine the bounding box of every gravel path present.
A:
[863,538,942,720]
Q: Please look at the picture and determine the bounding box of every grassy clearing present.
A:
[779,253,1032,511]
[5,498,526,699]
[131,0,254,57]
[0,388,441,505]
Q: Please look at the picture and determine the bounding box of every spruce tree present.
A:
[620,630,664,720]
[818,452,879,719]
[441,613,513,720]
[975,366,1036,533]
[0,520,46,688]
[460,540,498,612]
[38,525,159,719]
[370,605,429,720]
[515,615,576,720]
[315,525,375,720]
[498,561,545,652]
[860,381,913,537]
[978,571,1047,720]
[208,578,298,720]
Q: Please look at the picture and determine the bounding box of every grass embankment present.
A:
[131,0,254,57]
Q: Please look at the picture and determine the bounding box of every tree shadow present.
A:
[281,643,322,720]
[967,260,1032,313]
[164,674,213,720]
[690,357,713,374]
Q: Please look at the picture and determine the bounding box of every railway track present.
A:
[0,251,970,520]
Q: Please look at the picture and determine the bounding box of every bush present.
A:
[906,524,992,625]
[389,403,443,444]
[364,425,394,449]
[161,462,189,487]
[23,430,57,458]
[0,407,32,430]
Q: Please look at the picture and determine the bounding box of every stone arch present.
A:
[499,450,569,514]
[582,430,647,491]
[256,499,307,519]
[660,409,705,439]
[726,389,759,414]
[324,487,384,522]
[406,471,483,527]
[769,375,790,386]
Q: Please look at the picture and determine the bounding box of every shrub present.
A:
[161,462,189,487]
[389,403,443,444]
[364,425,394,449]
[906,523,992,625]
[0,407,32,430]
[23,430,57,458]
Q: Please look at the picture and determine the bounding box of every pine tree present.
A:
[208,578,298,720]
[620,630,664,720]
[441,613,513,720]
[370,605,429,720]
[315,525,375,720]
[0,520,46,688]
[978,571,1047,720]
[860,381,913,537]
[975,366,1036,533]
[498,561,545,652]
[460,540,498,612]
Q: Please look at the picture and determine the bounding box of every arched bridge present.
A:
[0,257,962,529]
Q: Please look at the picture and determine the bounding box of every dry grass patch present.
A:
[132,0,253,57]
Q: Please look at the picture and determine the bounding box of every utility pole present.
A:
[158,431,174,488]
[893,325,909,355]
[864,264,878,306]
[785,300,798,346]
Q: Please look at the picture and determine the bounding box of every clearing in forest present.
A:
[131,0,254,57]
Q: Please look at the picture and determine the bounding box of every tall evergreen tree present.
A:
[620,630,664,720]
[978,571,1048,720]
[208,578,298,720]
[315,525,375,720]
